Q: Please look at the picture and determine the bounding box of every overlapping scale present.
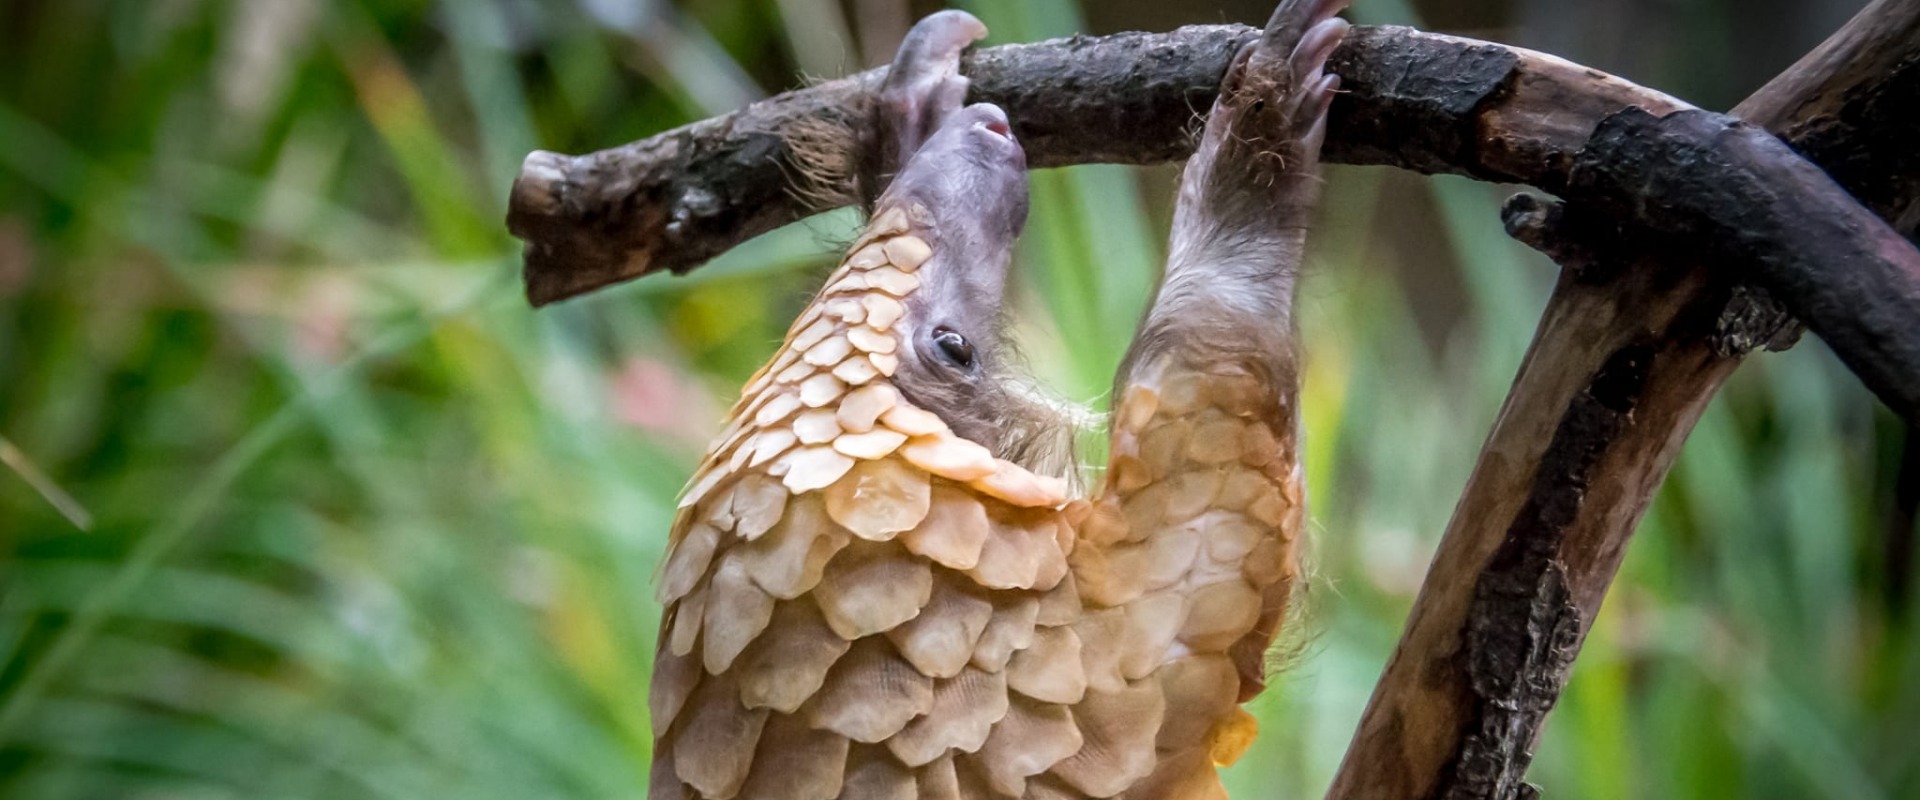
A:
[823,459,931,541]
[970,505,1068,591]
[1047,681,1166,797]
[832,428,908,460]
[726,474,787,541]
[736,494,849,599]
[969,462,1071,509]
[778,446,856,492]
[793,409,842,445]
[865,266,921,296]
[805,636,935,743]
[883,234,933,269]
[735,601,850,713]
[1180,579,1262,652]
[1154,654,1240,749]
[1005,624,1087,704]
[668,588,705,657]
[917,754,965,800]
[901,484,991,570]
[886,570,994,678]
[650,645,700,732]
[848,326,896,354]
[672,672,768,798]
[837,748,916,800]
[1127,749,1230,800]
[971,697,1084,798]
[900,432,998,481]
[836,384,898,433]
[970,595,1039,673]
[832,356,883,385]
[737,713,849,800]
[863,294,906,330]
[799,372,848,407]
[701,556,776,673]
[886,667,1009,766]
[657,520,722,604]
[813,540,934,639]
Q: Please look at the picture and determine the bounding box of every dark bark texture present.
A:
[507,25,1690,305]
[1568,107,1920,419]
[1328,1,1920,798]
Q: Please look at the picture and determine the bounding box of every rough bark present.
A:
[506,24,1688,305]
[506,24,1260,306]
[1569,107,1920,420]
[1326,1,1920,798]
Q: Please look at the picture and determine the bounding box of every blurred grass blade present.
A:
[0,436,92,531]
[0,269,508,742]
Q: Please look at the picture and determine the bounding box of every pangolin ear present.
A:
[865,11,988,200]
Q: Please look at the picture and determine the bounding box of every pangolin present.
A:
[649,0,1349,796]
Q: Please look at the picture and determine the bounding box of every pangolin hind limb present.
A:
[649,1,1347,797]
[1087,0,1348,794]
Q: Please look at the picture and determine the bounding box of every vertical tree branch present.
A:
[1326,1,1920,797]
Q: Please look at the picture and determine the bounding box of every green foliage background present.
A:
[1,0,1913,797]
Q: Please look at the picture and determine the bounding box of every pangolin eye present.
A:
[932,327,975,369]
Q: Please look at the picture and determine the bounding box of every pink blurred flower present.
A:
[611,357,719,446]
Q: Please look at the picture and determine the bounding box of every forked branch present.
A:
[505,2,1920,797]
[1328,1,1920,797]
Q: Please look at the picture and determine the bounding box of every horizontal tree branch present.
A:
[509,14,1920,418]
[506,24,1686,306]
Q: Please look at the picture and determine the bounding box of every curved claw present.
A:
[878,11,989,177]
[1292,16,1349,152]
[1293,15,1350,83]
[1242,0,1350,118]
[1173,0,1349,244]
[1257,0,1351,63]
[1213,0,1350,159]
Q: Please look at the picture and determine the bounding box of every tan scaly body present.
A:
[649,221,1301,800]
[649,0,1345,795]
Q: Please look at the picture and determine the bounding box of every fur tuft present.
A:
[780,112,866,211]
